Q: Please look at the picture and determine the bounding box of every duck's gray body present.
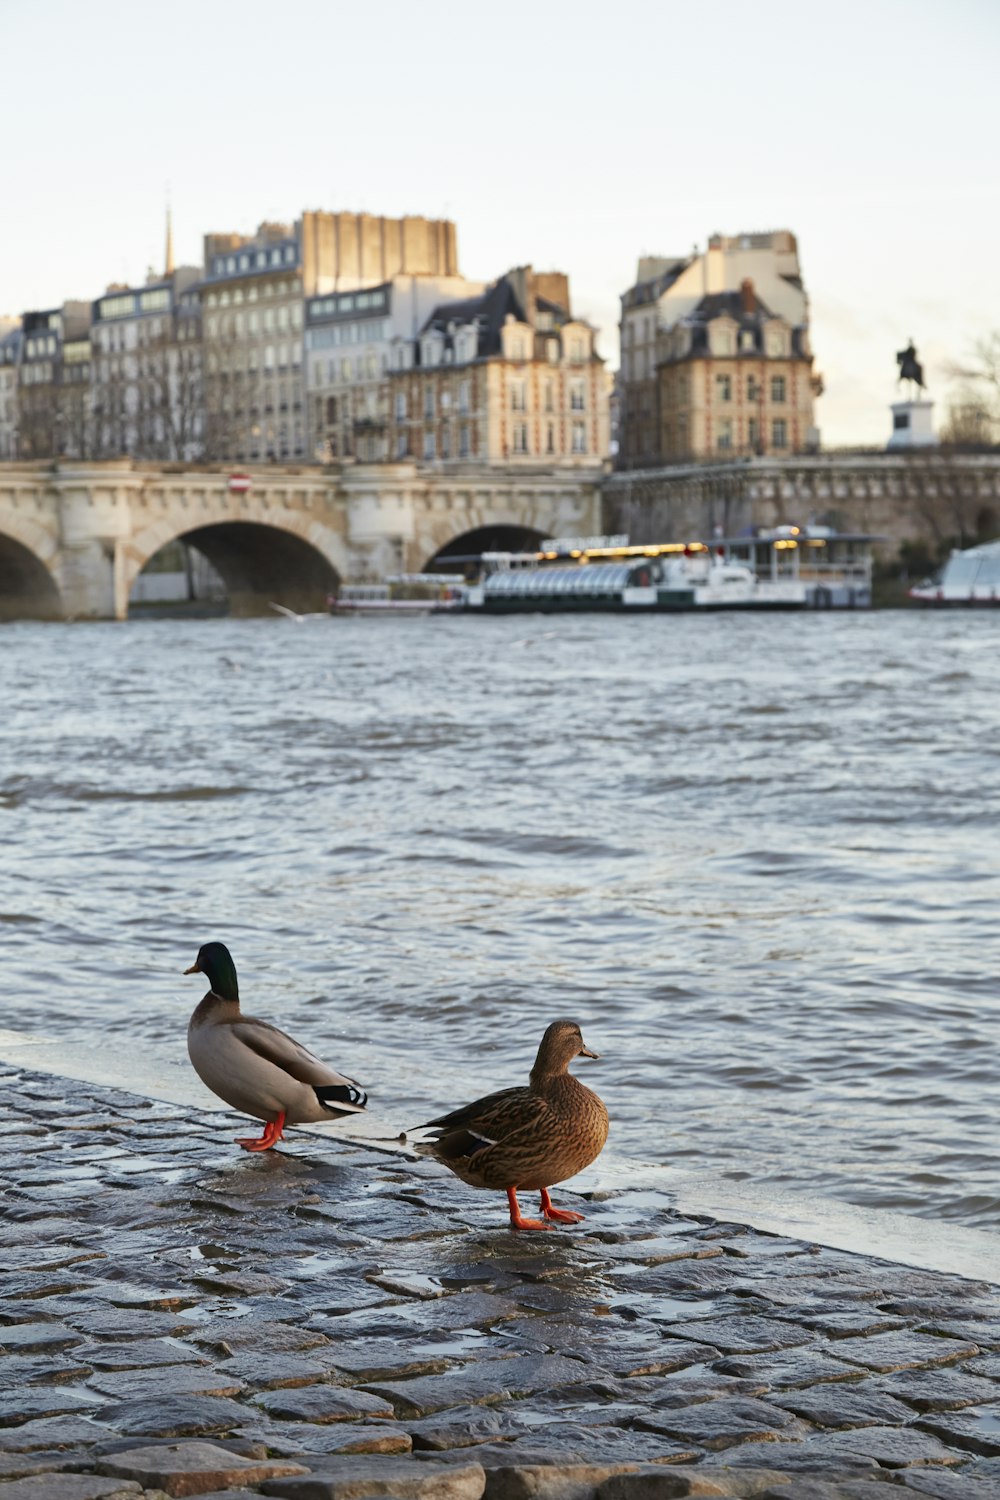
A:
[187,991,367,1125]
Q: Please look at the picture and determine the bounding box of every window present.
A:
[570,338,585,361]
[511,381,526,411]
[771,375,786,403]
[423,431,436,460]
[458,379,470,414]
[546,422,555,454]
[547,339,559,364]
[510,337,526,360]
[767,332,786,357]
[424,388,435,420]
[396,433,408,458]
[395,391,407,420]
[748,416,760,451]
[571,420,587,453]
[440,426,451,458]
[512,422,529,453]
[772,419,788,447]
[570,379,585,411]
[544,382,555,413]
[740,330,755,351]
[717,419,733,452]
[747,375,760,402]
[459,423,470,457]
[716,374,732,403]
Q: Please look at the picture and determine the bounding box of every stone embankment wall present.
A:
[602,454,1000,557]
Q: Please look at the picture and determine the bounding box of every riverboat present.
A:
[908,539,1000,605]
[460,528,875,614]
[330,575,467,614]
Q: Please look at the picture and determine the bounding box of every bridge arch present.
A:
[124,512,347,617]
[423,522,549,573]
[0,519,64,621]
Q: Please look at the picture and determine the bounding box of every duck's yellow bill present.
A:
[580,1045,600,1059]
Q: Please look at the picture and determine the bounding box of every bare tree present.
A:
[17,377,94,459]
[945,333,1000,446]
[202,328,253,462]
[134,333,204,461]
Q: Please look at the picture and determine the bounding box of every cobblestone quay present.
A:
[1,1066,998,1500]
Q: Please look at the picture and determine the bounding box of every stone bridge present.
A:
[0,460,602,619]
[603,452,1000,556]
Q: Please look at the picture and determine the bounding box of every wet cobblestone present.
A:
[0,1066,998,1499]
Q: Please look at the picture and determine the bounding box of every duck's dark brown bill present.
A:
[183,963,201,975]
[579,1045,600,1059]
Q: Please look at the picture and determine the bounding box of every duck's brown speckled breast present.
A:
[480,1074,609,1192]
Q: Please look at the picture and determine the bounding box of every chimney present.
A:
[741,278,756,315]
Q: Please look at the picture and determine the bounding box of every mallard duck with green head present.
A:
[184,940,367,1151]
[414,1019,608,1230]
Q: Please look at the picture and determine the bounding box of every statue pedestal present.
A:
[888,398,936,449]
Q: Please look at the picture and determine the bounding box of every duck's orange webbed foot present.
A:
[539,1187,585,1224]
[506,1187,553,1231]
[235,1112,286,1152]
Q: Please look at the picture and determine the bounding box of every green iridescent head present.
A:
[184,941,239,1002]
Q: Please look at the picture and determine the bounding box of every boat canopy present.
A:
[484,563,643,597]
[942,541,1000,591]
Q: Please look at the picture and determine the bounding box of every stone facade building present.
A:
[385,268,610,467]
[199,224,304,462]
[16,302,92,459]
[90,269,203,461]
[305,275,484,462]
[198,211,459,463]
[618,230,822,467]
[0,322,21,460]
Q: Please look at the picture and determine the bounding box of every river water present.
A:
[1,611,997,1234]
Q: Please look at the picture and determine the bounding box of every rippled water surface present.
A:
[1,612,998,1230]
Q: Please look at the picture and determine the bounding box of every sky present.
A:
[2,0,996,447]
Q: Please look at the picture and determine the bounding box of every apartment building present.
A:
[90,268,202,460]
[305,275,484,462]
[385,267,610,466]
[0,322,20,459]
[199,211,460,461]
[618,230,822,466]
[16,302,92,459]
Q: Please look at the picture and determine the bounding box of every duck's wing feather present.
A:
[422,1085,548,1142]
[230,1017,367,1110]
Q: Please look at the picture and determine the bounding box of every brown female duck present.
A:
[415,1019,608,1231]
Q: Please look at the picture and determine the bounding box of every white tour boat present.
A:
[908,539,1000,606]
